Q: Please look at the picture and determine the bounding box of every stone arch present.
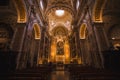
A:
[93,0,107,22]
[13,0,27,23]
[79,23,87,39]
[52,26,68,36]
[33,23,41,40]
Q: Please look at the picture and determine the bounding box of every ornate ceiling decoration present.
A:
[48,10,72,32]
[93,0,107,23]
[45,0,74,16]
[51,26,68,43]
[13,0,27,23]
[52,26,68,37]
[45,0,74,37]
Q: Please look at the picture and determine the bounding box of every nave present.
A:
[1,64,120,80]
[0,0,120,80]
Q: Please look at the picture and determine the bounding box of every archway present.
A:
[26,23,41,67]
[50,26,70,64]
[33,23,41,40]
[93,0,107,22]
[79,23,92,65]
[79,23,87,39]
[13,0,27,23]
[79,23,88,64]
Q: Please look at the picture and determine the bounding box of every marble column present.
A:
[11,23,26,69]
[80,39,91,66]
[75,27,81,64]
[79,39,86,65]
[93,23,109,68]
[94,23,109,51]
[38,27,46,64]
[37,39,41,66]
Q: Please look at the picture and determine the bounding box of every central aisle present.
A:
[50,70,70,80]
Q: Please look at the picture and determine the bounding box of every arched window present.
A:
[40,0,44,10]
[79,23,87,39]
[76,0,80,10]
[33,23,41,40]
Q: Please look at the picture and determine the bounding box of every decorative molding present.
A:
[79,23,87,39]
[33,23,41,40]
[93,0,107,23]
[45,0,74,21]
[13,0,27,23]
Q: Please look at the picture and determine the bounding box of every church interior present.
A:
[0,0,120,80]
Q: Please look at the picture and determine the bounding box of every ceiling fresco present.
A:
[44,0,74,37]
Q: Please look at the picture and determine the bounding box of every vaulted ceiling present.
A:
[44,0,75,37]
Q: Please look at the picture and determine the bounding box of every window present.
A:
[76,0,80,10]
[40,0,44,10]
